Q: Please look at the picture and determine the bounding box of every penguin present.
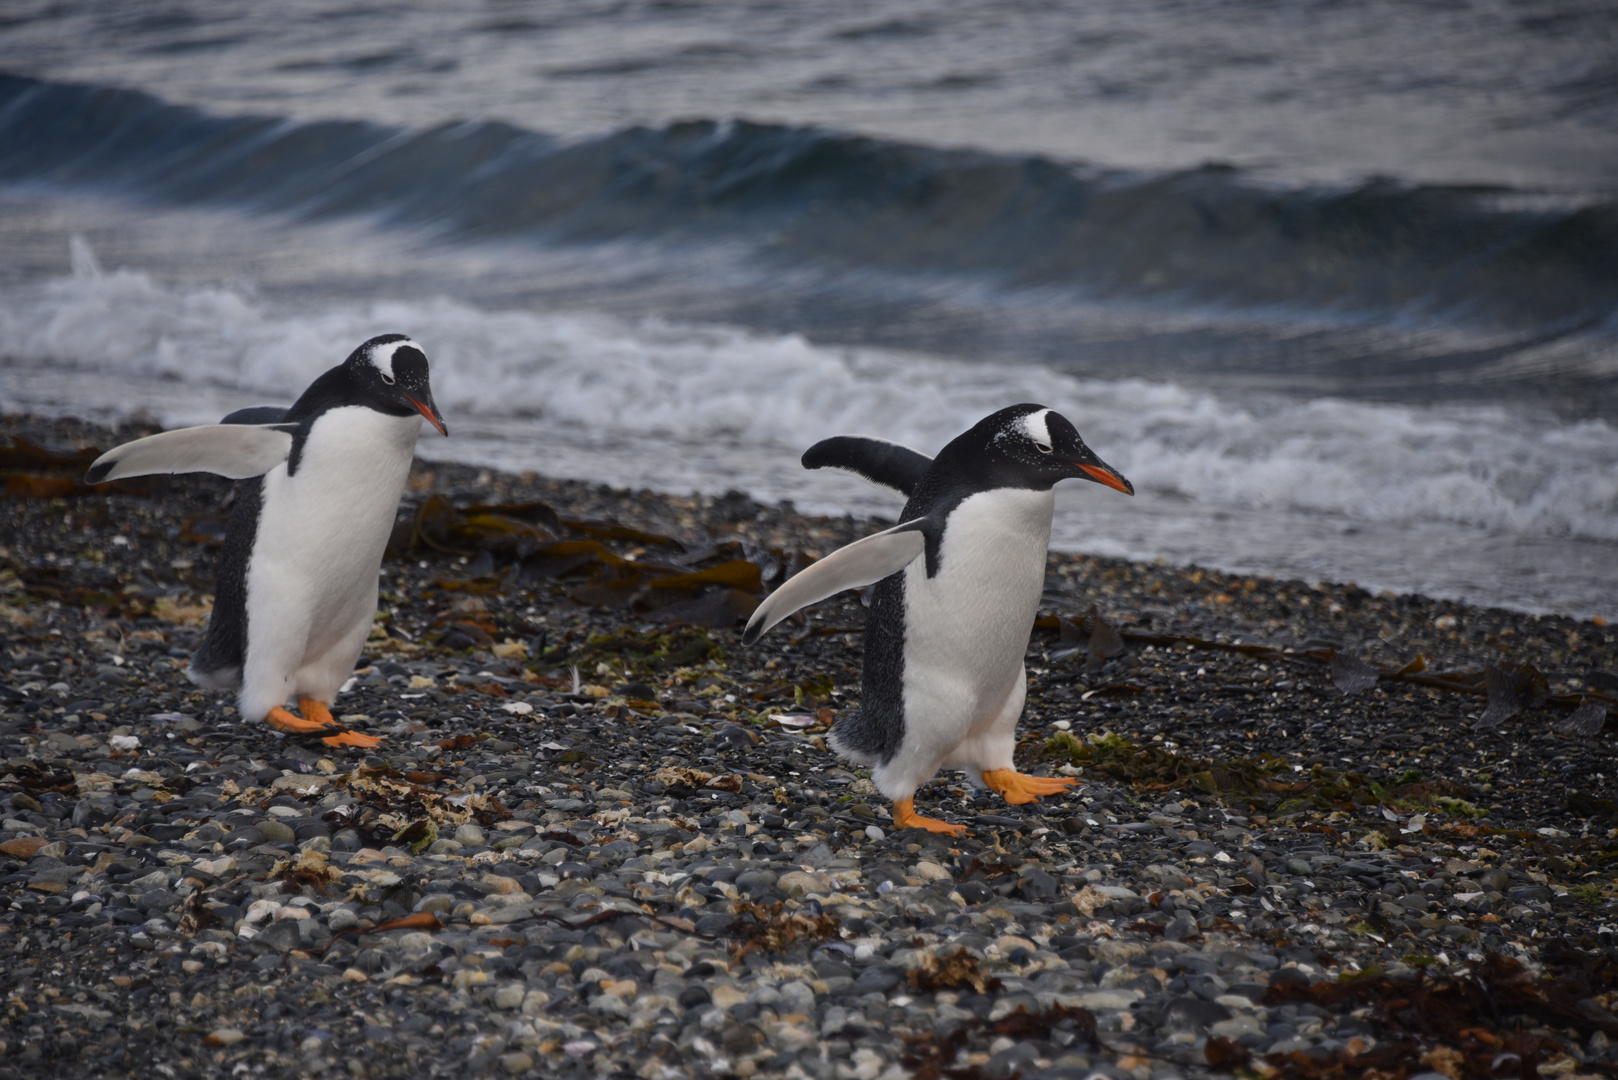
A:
[86,334,448,747]
[743,404,1133,836]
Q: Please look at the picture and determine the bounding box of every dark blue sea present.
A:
[1,1,1614,615]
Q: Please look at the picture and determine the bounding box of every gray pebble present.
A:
[257,819,296,844]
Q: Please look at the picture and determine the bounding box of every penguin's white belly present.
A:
[898,488,1053,755]
[244,408,419,697]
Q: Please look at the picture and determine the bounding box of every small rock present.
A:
[455,824,487,847]
[1210,1014,1265,1039]
[1164,913,1199,941]
[499,1052,533,1075]
[777,870,829,896]
[206,1028,246,1046]
[711,985,748,1009]
[257,819,296,845]
[854,965,904,993]
[0,837,50,859]
[481,873,525,895]
[1167,995,1232,1030]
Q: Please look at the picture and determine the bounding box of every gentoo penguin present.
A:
[86,334,448,747]
[744,404,1132,836]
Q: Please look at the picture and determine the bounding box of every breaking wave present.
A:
[3,72,1616,339]
[4,245,1616,548]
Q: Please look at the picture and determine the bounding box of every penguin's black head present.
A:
[961,403,1133,494]
[344,334,449,436]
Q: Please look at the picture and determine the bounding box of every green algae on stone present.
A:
[570,625,724,678]
[1039,729,1488,820]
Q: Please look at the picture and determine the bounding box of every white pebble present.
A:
[244,899,282,924]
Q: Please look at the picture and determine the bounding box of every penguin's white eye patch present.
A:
[1021,408,1052,448]
[369,338,422,385]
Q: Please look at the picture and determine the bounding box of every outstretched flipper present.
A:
[981,769,1077,805]
[86,423,296,484]
[803,436,932,497]
[742,520,927,644]
[266,698,382,749]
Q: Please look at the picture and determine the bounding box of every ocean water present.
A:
[0,2,1614,617]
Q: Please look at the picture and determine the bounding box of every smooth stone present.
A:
[1167,995,1232,1029]
[854,966,904,994]
[707,985,746,1010]
[257,820,296,845]
[777,871,829,896]
[0,837,50,858]
[1210,1015,1266,1039]
[1060,990,1141,1010]
[499,1052,534,1075]
[455,824,487,847]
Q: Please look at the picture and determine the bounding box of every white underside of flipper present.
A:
[87,424,294,483]
[742,522,926,643]
[235,407,422,720]
[868,487,1054,801]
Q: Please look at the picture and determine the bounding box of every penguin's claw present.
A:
[892,797,967,837]
[981,769,1077,805]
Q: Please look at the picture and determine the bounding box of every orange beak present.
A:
[1078,462,1133,495]
[406,393,449,437]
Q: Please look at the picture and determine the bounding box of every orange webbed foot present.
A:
[321,731,382,748]
[981,768,1078,805]
[266,700,382,748]
[265,705,336,735]
[892,796,967,837]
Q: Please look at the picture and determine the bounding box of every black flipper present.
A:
[802,436,932,497]
[220,406,290,425]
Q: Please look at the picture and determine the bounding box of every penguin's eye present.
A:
[1034,442,1053,454]
[379,372,396,386]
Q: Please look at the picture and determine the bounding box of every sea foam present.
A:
[5,241,1615,550]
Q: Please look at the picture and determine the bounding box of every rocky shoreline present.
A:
[2,413,1616,1080]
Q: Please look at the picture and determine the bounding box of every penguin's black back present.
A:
[190,476,263,687]
[829,574,905,764]
[836,462,962,765]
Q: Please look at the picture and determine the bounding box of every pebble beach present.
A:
[2,414,1616,1080]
